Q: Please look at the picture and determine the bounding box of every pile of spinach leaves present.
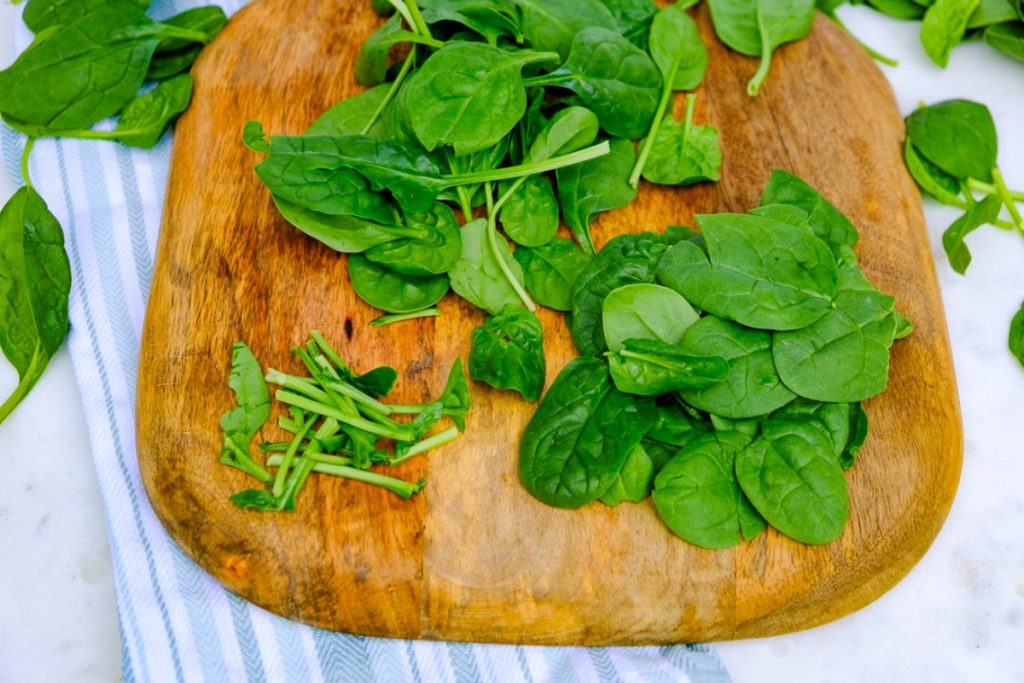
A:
[0,0,227,424]
[903,99,1024,367]
[519,171,911,548]
[223,331,470,510]
[247,0,722,401]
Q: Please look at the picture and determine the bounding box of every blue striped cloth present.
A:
[1,1,731,680]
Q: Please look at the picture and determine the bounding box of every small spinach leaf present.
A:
[921,0,980,68]
[365,203,462,276]
[557,138,638,254]
[641,104,721,186]
[607,338,729,396]
[511,0,618,58]
[513,238,592,311]
[760,170,859,254]
[942,194,1003,274]
[219,341,272,483]
[905,99,998,182]
[499,174,559,247]
[601,283,699,352]
[600,443,655,507]
[1010,300,1024,367]
[469,305,546,401]
[448,218,526,314]
[348,254,451,313]
[308,84,393,138]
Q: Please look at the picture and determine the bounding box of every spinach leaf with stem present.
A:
[601,283,699,352]
[219,342,273,483]
[498,175,559,248]
[735,419,849,544]
[348,254,451,313]
[905,99,998,183]
[921,0,980,68]
[942,194,1004,274]
[599,0,660,46]
[155,6,227,53]
[557,138,637,255]
[0,187,72,425]
[271,194,424,254]
[518,357,657,509]
[653,430,765,548]
[365,202,462,276]
[405,42,560,155]
[522,27,661,140]
[629,3,708,187]
[307,84,393,138]
[708,0,816,96]
[639,95,721,187]
[984,22,1024,63]
[356,14,444,87]
[469,305,546,401]
[607,338,729,397]
[418,0,524,46]
[513,237,592,312]
[448,218,531,313]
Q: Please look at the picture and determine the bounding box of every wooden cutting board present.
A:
[137,1,962,644]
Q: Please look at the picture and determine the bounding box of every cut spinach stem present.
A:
[266,368,332,403]
[445,141,610,186]
[275,390,416,440]
[271,415,316,498]
[389,426,460,466]
[362,46,417,136]
[992,167,1024,236]
[485,180,537,311]
[288,460,424,499]
[321,379,393,415]
[309,330,350,374]
[19,137,35,190]
[371,308,441,327]
[0,350,44,425]
[967,178,1024,204]
[749,7,774,97]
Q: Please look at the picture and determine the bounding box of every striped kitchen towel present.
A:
[1,1,730,681]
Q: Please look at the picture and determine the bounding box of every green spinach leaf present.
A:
[557,138,638,254]
[942,194,1003,274]
[348,254,451,313]
[499,175,559,247]
[600,443,655,507]
[905,99,998,183]
[984,22,1024,62]
[607,338,729,396]
[219,341,272,483]
[513,237,592,311]
[760,170,859,254]
[307,84,392,138]
[271,195,424,253]
[641,99,721,187]
[601,283,699,352]
[448,218,526,314]
[365,203,462,276]
[511,0,618,58]
[469,305,546,400]
[1009,300,1024,367]
[921,0,980,68]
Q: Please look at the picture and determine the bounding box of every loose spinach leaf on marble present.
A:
[527,27,661,140]
[513,237,592,311]
[448,218,526,314]
[653,430,766,548]
[601,283,699,352]
[903,138,964,207]
[571,231,675,355]
[0,187,72,426]
[941,194,1003,274]
[219,341,273,483]
[365,203,462,276]
[905,99,998,183]
[641,96,721,187]
[1009,301,1024,367]
[557,138,638,254]
[469,305,546,401]
[348,253,451,313]
[657,213,839,331]
[406,42,558,155]
[499,175,560,247]
[677,315,796,419]
[600,443,655,507]
[511,0,618,59]
[921,0,980,68]
[760,170,859,255]
[735,419,850,544]
[773,268,898,403]
[518,357,656,508]
[607,338,729,396]
[708,0,816,96]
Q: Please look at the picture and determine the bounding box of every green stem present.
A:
[277,459,424,499]
[387,0,416,30]
[967,178,1024,203]
[157,25,213,44]
[275,390,415,440]
[265,369,331,403]
[321,379,393,415]
[493,176,526,215]
[371,308,441,327]
[389,426,460,466]
[629,86,674,188]
[268,452,353,468]
[271,416,316,498]
[0,349,44,425]
[522,72,570,88]
[445,141,610,186]
[385,404,432,415]
[681,94,696,146]
[992,166,1024,237]
[220,439,273,484]
[20,138,36,190]
[309,330,351,376]
[485,182,537,312]
[362,46,417,136]
[404,0,434,40]
[748,6,772,97]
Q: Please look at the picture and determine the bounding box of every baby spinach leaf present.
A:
[649,3,708,91]
[271,195,423,253]
[219,341,272,483]
[511,0,618,58]
[760,170,859,254]
[921,0,979,68]
[600,443,655,507]
[0,3,165,131]
[600,0,659,45]
[439,358,472,431]
[448,218,526,314]
[469,305,546,401]
[406,43,557,155]
[607,338,729,396]
[984,22,1024,62]
[601,283,699,352]
[22,0,150,33]
[735,419,849,544]
[677,316,796,419]
[773,268,898,403]
[657,214,839,331]
[905,99,998,183]
[365,203,462,276]
[419,0,524,46]
[307,84,392,138]
[865,0,928,20]
[708,0,816,96]
[571,231,673,355]
[557,138,638,254]
[105,73,193,149]
[647,403,710,448]
[903,138,964,207]
[968,0,1020,27]
[356,14,405,86]
[513,237,592,311]
[772,399,863,467]
[1009,300,1024,367]
[0,187,72,425]
[942,194,1003,274]
[641,109,721,187]
[155,6,227,53]
[499,175,559,247]
[146,44,203,80]
[525,106,600,164]
[532,27,661,139]
[653,431,766,548]
[518,357,656,508]
[348,254,451,313]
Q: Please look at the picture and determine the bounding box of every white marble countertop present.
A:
[1,5,1023,682]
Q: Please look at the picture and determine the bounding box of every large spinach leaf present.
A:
[271,195,421,254]
[469,305,546,401]
[511,0,618,58]
[518,357,656,508]
[365,203,462,276]
[0,188,72,425]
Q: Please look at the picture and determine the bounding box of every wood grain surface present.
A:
[137,1,963,644]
